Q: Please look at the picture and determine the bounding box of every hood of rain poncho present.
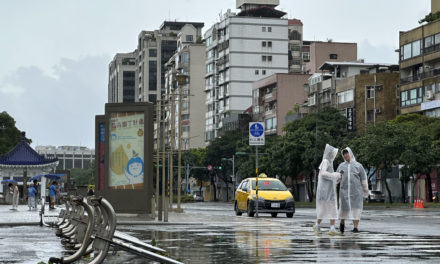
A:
[318,144,338,170]
[342,147,356,163]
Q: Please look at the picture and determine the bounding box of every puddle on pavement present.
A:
[113,224,440,264]
[2,223,440,263]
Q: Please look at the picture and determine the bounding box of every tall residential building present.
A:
[305,41,357,74]
[35,145,95,171]
[399,1,440,117]
[204,0,289,142]
[108,52,136,103]
[135,21,204,105]
[164,24,206,150]
[288,19,305,73]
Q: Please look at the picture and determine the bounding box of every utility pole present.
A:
[156,99,161,221]
[161,94,168,222]
[169,88,175,210]
[176,73,187,212]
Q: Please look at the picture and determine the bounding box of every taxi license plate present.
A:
[271,203,280,208]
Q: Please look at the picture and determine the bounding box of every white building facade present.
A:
[204,0,288,142]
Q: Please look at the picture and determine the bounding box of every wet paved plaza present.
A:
[1,203,439,263]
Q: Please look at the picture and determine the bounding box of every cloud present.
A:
[0,55,111,148]
[358,40,399,64]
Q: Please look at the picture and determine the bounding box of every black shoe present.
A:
[339,223,345,234]
[353,228,359,233]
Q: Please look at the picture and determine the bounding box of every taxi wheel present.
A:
[235,202,242,216]
[286,212,294,218]
[271,213,277,218]
[247,201,255,217]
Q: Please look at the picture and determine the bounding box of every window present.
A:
[400,87,423,107]
[148,61,157,91]
[366,86,375,99]
[182,101,189,111]
[262,56,267,62]
[262,41,266,47]
[255,70,259,75]
[181,114,190,120]
[425,35,434,48]
[268,27,272,32]
[329,53,338,59]
[186,35,193,42]
[367,110,374,122]
[182,52,189,63]
[403,43,412,60]
[149,49,157,57]
[262,27,266,32]
[412,40,421,57]
[182,126,190,132]
[262,70,266,75]
[268,56,272,62]
[337,90,354,104]
[148,94,157,103]
[303,52,310,62]
[268,41,272,48]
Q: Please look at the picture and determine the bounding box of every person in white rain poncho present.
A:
[336,147,369,233]
[313,144,342,235]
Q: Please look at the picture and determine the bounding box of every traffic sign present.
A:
[249,122,265,146]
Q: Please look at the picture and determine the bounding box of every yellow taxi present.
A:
[234,174,295,218]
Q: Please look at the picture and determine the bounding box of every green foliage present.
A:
[70,164,94,186]
[0,111,31,154]
[419,11,440,24]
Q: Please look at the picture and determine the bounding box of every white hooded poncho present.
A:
[336,147,368,220]
[316,144,340,220]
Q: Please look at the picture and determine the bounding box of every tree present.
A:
[283,107,351,201]
[0,111,31,154]
[351,121,406,203]
[70,163,94,186]
[398,116,440,202]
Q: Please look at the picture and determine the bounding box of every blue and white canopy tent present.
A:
[0,132,58,201]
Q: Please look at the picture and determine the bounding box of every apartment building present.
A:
[305,41,357,74]
[252,73,311,135]
[204,0,289,142]
[108,52,136,103]
[134,21,204,105]
[306,61,399,132]
[399,1,440,117]
[164,24,206,150]
[288,19,305,73]
[35,145,95,171]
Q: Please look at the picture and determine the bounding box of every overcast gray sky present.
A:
[0,0,431,148]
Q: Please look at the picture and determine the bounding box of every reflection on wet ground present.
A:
[114,220,440,264]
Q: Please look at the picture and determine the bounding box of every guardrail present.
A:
[41,195,182,264]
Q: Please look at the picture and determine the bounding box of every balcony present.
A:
[423,67,440,79]
[400,74,422,84]
[423,43,440,54]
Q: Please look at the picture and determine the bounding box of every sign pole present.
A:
[255,145,259,218]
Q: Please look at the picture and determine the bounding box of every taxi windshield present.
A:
[251,180,287,191]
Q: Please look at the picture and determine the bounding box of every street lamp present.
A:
[175,73,188,212]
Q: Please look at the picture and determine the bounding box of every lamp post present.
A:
[175,73,188,212]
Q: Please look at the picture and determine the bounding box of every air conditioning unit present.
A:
[425,90,434,100]
[375,108,382,114]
